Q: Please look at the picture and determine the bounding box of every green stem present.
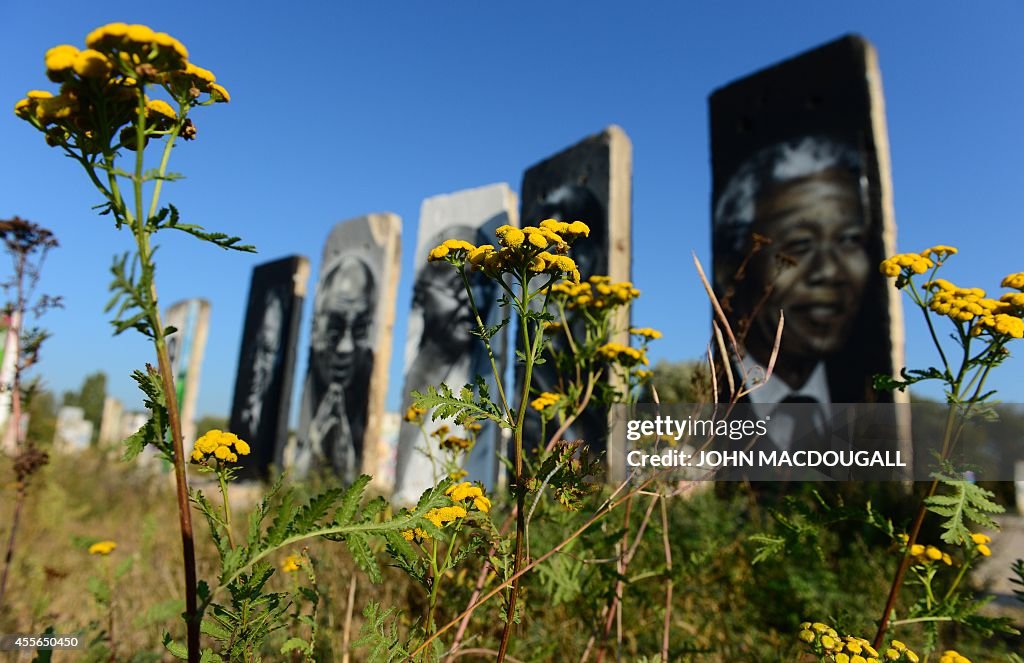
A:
[126,94,200,663]
[459,267,512,420]
[888,616,955,627]
[429,522,463,629]
[922,570,936,609]
[909,272,953,378]
[941,552,974,603]
[873,379,961,649]
[218,471,235,549]
[496,269,537,663]
[147,105,185,221]
[427,538,440,632]
[134,94,147,235]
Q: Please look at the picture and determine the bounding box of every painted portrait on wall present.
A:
[393,184,514,504]
[294,215,401,484]
[709,35,908,461]
[517,127,632,466]
[229,255,307,481]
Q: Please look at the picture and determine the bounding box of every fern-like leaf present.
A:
[925,470,1003,545]
[354,602,413,662]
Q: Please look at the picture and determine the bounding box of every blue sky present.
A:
[2,1,1023,423]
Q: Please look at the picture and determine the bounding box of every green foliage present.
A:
[354,601,444,663]
[149,205,255,253]
[354,602,414,662]
[202,562,289,662]
[122,366,171,462]
[874,366,948,393]
[190,475,456,595]
[411,377,509,428]
[749,490,894,565]
[924,470,1003,545]
[525,440,601,511]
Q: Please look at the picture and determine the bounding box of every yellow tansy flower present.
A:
[281,554,302,573]
[630,327,663,339]
[445,481,483,503]
[45,45,80,76]
[495,225,525,249]
[879,252,934,277]
[209,83,230,103]
[145,99,176,121]
[404,405,426,423]
[939,651,971,663]
[401,527,429,541]
[1001,272,1024,290]
[73,49,112,78]
[125,24,157,44]
[185,62,215,85]
[530,392,560,411]
[424,505,467,528]
[563,220,590,239]
[89,540,117,555]
[920,245,958,259]
[473,495,491,513]
[191,429,250,464]
[86,23,130,50]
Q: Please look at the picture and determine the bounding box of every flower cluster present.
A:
[938,651,972,663]
[428,219,589,283]
[970,532,992,557]
[404,405,427,423]
[401,484,491,541]
[909,543,954,567]
[927,281,1005,322]
[440,435,473,452]
[597,342,649,367]
[190,429,250,465]
[15,23,227,153]
[400,527,430,541]
[445,481,491,513]
[797,622,919,662]
[879,252,936,278]
[427,423,473,453]
[280,554,302,573]
[547,275,640,310]
[895,534,954,566]
[1004,272,1024,290]
[921,279,1024,338]
[425,505,468,529]
[629,327,662,340]
[88,540,117,556]
[530,391,561,412]
[880,248,1024,340]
